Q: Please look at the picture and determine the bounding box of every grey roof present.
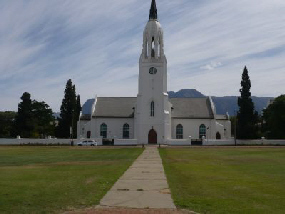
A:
[169,98,214,119]
[79,99,96,121]
[93,97,136,118]
[85,97,214,119]
[82,99,95,115]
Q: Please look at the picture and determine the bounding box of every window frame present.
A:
[100,123,107,139]
[199,124,206,139]
[123,123,130,139]
[150,101,154,117]
[176,124,183,139]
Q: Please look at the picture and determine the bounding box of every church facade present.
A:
[77,0,231,145]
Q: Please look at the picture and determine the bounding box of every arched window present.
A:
[176,124,183,139]
[100,123,107,139]
[123,123,130,139]
[151,37,155,58]
[150,101,154,117]
[199,124,206,139]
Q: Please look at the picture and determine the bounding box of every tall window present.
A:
[176,124,183,139]
[123,123,130,139]
[199,124,206,139]
[150,101,154,117]
[100,123,107,138]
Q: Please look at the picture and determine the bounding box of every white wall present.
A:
[171,118,217,140]
[203,139,285,146]
[216,120,231,138]
[77,120,91,139]
[0,138,72,146]
[91,118,135,139]
[238,139,285,146]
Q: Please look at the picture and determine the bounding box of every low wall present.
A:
[0,138,72,146]
[166,139,192,146]
[238,139,285,146]
[203,139,235,146]
[114,139,138,146]
[76,138,103,146]
[203,139,285,146]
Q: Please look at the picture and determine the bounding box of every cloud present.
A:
[0,0,285,111]
[200,61,222,70]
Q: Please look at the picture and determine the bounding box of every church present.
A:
[77,0,231,145]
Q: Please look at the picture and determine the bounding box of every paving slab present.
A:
[100,191,176,209]
[110,179,169,191]
[99,146,176,209]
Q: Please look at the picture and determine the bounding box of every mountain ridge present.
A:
[168,89,273,116]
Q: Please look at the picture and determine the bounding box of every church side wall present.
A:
[78,120,91,139]
[216,119,231,138]
[91,118,134,139]
[171,118,217,140]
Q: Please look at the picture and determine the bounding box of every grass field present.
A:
[160,147,285,214]
[0,146,143,214]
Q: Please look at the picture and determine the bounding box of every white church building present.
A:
[77,0,231,145]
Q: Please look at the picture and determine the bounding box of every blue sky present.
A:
[1,0,285,112]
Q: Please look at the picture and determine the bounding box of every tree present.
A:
[57,79,77,138]
[32,101,55,138]
[15,92,34,138]
[14,92,55,138]
[0,111,16,137]
[237,66,258,139]
[263,95,285,139]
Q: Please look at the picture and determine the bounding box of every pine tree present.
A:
[237,66,258,139]
[15,92,34,138]
[57,79,77,138]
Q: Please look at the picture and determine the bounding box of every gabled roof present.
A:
[169,98,214,119]
[81,97,215,120]
[93,97,136,118]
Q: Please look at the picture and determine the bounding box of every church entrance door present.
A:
[148,129,157,144]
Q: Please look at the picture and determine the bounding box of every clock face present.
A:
[149,67,157,74]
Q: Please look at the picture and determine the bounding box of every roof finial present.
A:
[149,0,157,20]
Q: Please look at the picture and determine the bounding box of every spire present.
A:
[149,0,157,20]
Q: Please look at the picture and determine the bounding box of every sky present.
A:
[0,0,285,112]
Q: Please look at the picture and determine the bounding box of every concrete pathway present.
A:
[99,146,176,209]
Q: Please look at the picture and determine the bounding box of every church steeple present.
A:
[149,0,157,20]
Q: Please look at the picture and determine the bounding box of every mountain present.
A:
[168,89,205,98]
[168,89,273,116]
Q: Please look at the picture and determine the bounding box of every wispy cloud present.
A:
[0,0,284,111]
[200,61,222,70]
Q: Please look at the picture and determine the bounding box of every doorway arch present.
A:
[87,131,91,139]
[216,132,221,139]
[148,129,157,144]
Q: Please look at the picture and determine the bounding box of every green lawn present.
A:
[160,147,285,214]
[0,146,143,214]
